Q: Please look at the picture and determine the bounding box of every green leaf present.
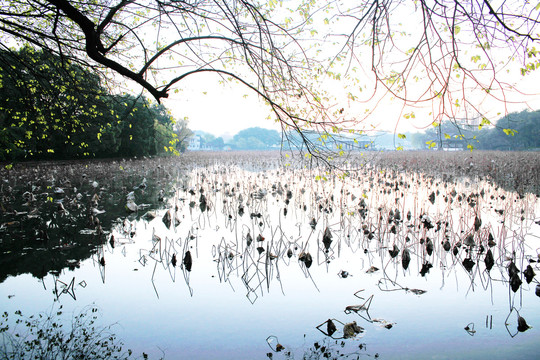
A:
[503,128,517,136]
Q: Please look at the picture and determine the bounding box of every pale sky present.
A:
[162,73,279,138]
[159,68,540,138]
[154,2,540,138]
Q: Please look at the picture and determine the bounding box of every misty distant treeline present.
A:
[0,47,189,161]
[195,127,281,150]
[195,109,540,152]
[2,48,538,161]
[411,110,540,150]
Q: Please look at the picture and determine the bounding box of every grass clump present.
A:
[0,305,134,360]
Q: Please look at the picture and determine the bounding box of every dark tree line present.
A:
[0,47,188,161]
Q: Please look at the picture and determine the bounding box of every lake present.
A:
[0,151,539,359]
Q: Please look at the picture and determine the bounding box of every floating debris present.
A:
[464,234,475,247]
[126,199,138,212]
[389,244,399,258]
[266,335,284,353]
[199,194,207,212]
[407,288,427,295]
[487,233,496,247]
[142,211,156,220]
[316,318,342,337]
[402,249,411,270]
[327,319,337,336]
[523,265,535,283]
[372,318,394,329]
[508,261,522,292]
[485,249,494,271]
[183,251,192,272]
[299,252,313,268]
[425,238,433,255]
[474,216,482,232]
[162,210,171,228]
[366,266,379,274]
[464,323,476,335]
[420,262,433,277]
[462,258,475,273]
[510,274,522,293]
[442,239,451,252]
[345,295,373,314]
[517,316,531,332]
[428,191,435,204]
[345,305,366,313]
[309,218,317,230]
[322,227,332,250]
[343,321,364,338]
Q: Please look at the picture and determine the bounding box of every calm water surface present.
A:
[0,152,539,359]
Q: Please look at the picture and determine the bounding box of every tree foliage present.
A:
[331,1,540,123]
[0,47,185,161]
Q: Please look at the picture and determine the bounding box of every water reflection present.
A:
[1,152,539,359]
[0,157,178,282]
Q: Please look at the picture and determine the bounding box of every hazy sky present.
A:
[162,73,279,138]
[161,68,540,138]
[157,2,540,138]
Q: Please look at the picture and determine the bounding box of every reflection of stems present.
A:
[151,261,160,299]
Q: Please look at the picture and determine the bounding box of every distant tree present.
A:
[196,132,216,147]
[476,110,540,150]
[231,127,280,150]
[209,137,225,150]
[413,110,540,151]
[174,118,193,153]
